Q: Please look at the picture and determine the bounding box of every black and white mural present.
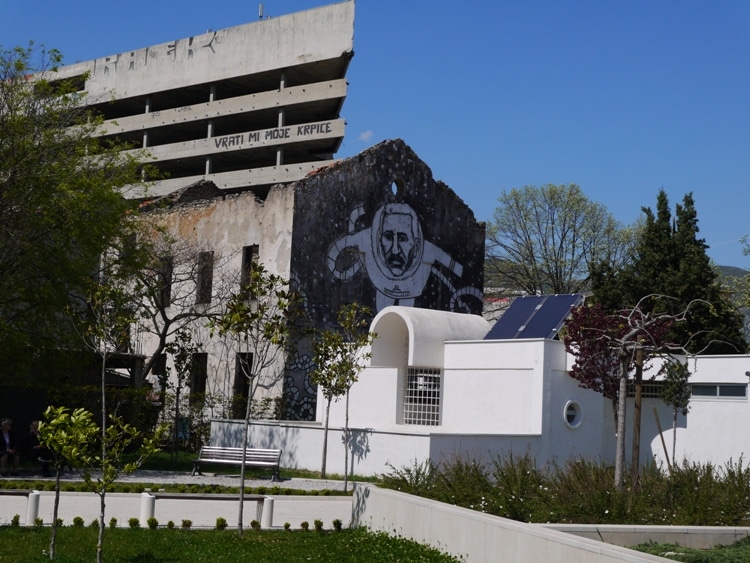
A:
[285,139,485,419]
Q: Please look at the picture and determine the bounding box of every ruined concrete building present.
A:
[54,2,485,419]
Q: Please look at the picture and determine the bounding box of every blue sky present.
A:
[6,1,750,267]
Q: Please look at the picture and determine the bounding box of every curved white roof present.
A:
[370,306,491,368]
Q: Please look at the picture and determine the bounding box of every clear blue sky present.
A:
[6,1,750,267]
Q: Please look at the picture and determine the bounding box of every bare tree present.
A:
[486,184,637,299]
[566,295,711,488]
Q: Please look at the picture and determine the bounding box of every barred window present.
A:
[627,381,665,399]
[402,367,441,426]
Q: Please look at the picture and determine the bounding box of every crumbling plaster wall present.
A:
[139,186,294,407]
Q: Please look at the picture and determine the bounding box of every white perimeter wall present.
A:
[352,485,670,562]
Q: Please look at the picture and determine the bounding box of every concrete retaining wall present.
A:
[351,485,671,563]
[545,524,750,550]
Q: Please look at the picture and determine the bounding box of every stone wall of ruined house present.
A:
[137,185,294,417]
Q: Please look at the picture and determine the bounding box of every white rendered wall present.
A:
[441,340,547,434]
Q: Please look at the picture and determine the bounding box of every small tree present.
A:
[163,328,200,457]
[80,415,164,563]
[39,407,98,561]
[310,303,375,483]
[564,295,707,489]
[210,262,301,536]
[660,360,691,467]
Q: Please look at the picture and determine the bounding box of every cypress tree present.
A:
[592,190,746,354]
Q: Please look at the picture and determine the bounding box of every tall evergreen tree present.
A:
[591,190,746,354]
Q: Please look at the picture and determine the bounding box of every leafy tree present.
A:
[592,190,747,355]
[310,303,375,483]
[660,360,691,468]
[40,406,163,563]
[163,328,200,457]
[39,407,98,561]
[0,44,146,370]
[486,184,636,298]
[81,415,163,563]
[210,261,302,536]
[564,296,706,489]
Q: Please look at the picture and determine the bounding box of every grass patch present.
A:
[635,536,750,561]
[0,525,459,562]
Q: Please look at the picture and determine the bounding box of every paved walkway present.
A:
[1,469,355,530]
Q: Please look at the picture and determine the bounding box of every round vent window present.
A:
[563,400,583,429]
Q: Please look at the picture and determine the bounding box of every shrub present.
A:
[89,519,99,529]
[167,520,175,529]
[73,516,84,528]
[283,522,291,531]
[10,514,20,527]
[128,518,140,529]
[300,521,309,531]
[181,519,192,530]
[34,518,43,527]
[56,518,63,527]
[109,517,117,529]
[381,459,436,497]
[314,519,324,532]
[488,451,549,522]
[332,518,343,532]
[250,519,261,531]
[215,517,227,530]
[147,517,158,530]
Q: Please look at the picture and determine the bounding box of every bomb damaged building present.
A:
[46,2,484,420]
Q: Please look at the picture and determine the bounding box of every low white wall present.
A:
[210,419,433,476]
[351,485,670,562]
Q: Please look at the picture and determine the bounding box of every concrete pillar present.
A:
[140,493,155,527]
[276,73,286,166]
[260,497,274,529]
[25,491,40,527]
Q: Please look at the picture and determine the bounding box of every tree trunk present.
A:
[344,390,350,492]
[631,350,643,484]
[96,493,106,563]
[614,355,629,489]
[49,473,62,559]
[672,409,678,466]
[172,383,181,459]
[321,399,331,478]
[98,348,108,563]
[237,389,253,536]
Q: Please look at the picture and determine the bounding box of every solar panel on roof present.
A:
[483,296,545,339]
[484,294,584,340]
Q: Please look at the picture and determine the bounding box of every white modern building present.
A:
[211,303,750,476]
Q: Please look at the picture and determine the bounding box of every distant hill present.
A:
[718,265,748,279]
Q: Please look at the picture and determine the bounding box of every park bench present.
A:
[191,446,282,481]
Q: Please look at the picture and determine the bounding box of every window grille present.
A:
[402,367,441,426]
[627,381,665,398]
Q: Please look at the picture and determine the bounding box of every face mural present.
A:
[378,206,419,277]
[328,202,473,312]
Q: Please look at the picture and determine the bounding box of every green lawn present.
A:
[0,526,459,562]
[635,537,750,562]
